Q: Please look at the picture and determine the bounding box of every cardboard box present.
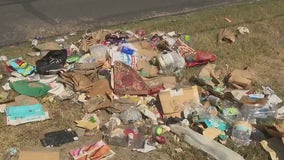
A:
[158,86,200,116]
[19,150,60,160]
[228,69,252,89]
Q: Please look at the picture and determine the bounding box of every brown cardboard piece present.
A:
[84,95,112,113]
[132,41,159,77]
[228,69,252,89]
[19,150,59,160]
[198,63,222,87]
[274,123,284,134]
[218,29,236,43]
[203,127,222,140]
[88,79,112,97]
[143,76,176,89]
[137,60,159,77]
[240,95,267,107]
[260,137,284,160]
[158,76,177,89]
[158,86,200,117]
[75,120,98,130]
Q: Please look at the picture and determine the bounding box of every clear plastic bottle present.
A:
[107,117,121,137]
[230,117,252,146]
[101,116,121,141]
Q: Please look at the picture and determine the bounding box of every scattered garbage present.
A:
[18,148,60,160]
[260,137,284,160]
[170,124,245,160]
[10,80,51,97]
[36,49,67,75]
[218,28,236,43]
[237,27,250,35]
[2,147,19,160]
[40,128,78,147]
[231,120,253,146]
[69,140,115,160]
[75,113,100,130]
[119,107,142,124]
[6,103,49,125]
[224,17,232,23]
[0,28,283,160]
[8,58,35,76]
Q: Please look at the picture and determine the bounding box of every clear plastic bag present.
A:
[89,44,109,62]
[119,107,142,124]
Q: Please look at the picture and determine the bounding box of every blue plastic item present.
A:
[121,46,135,55]
[198,117,228,131]
[9,57,35,76]
[6,104,46,120]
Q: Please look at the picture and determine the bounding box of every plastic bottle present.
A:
[230,118,252,146]
[101,116,121,141]
[125,121,144,149]
[107,117,121,137]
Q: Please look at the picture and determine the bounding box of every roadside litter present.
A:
[0,28,283,160]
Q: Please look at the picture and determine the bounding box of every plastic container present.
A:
[240,104,277,124]
[119,107,142,124]
[231,120,252,146]
[121,46,135,55]
[156,51,185,75]
[208,95,221,107]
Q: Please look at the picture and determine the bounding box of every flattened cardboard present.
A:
[133,41,159,77]
[19,150,59,160]
[142,76,176,89]
[88,79,112,97]
[158,86,200,115]
[137,60,159,77]
[228,69,252,89]
[203,127,222,140]
[158,76,177,89]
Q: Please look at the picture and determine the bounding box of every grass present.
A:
[0,0,284,159]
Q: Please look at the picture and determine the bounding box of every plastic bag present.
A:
[36,49,67,74]
[119,107,142,124]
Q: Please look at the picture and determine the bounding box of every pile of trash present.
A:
[0,28,283,160]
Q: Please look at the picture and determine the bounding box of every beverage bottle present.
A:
[139,125,162,137]
[101,116,121,141]
[107,117,121,137]
[230,117,252,146]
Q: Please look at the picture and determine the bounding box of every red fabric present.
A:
[113,61,162,95]
[187,50,217,67]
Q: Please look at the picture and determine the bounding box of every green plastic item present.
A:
[66,54,81,63]
[88,116,96,123]
[184,35,191,42]
[222,107,239,116]
[10,80,51,97]
[155,126,163,136]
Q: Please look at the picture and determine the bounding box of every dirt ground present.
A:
[0,0,283,160]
